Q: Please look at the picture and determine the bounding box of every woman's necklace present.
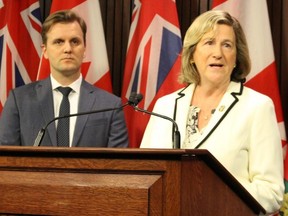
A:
[202,109,216,120]
[192,85,227,124]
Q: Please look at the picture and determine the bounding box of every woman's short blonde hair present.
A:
[179,10,251,85]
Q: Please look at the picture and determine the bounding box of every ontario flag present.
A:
[212,0,287,214]
[0,0,42,113]
[122,0,184,147]
[37,0,112,93]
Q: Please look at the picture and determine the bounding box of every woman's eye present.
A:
[223,43,233,48]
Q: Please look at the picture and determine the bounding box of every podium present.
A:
[0,147,265,215]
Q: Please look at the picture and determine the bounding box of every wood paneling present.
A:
[39,0,288,137]
[0,147,265,215]
[280,0,288,134]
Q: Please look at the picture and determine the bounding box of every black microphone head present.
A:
[128,92,143,106]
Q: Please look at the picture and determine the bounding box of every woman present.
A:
[140,10,284,214]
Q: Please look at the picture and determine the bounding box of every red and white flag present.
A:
[37,0,112,93]
[213,0,286,147]
[0,0,42,113]
[212,0,287,212]
[122,0,184,147]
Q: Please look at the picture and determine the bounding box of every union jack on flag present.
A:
[0,0,42,112]
[122,0,184,147]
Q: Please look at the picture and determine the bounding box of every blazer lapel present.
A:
[173,84,195,146]
[72,80,95,147]
[36,78,57,146]
[194,81,243,149]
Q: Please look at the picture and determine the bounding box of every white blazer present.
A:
[141,81,284,214]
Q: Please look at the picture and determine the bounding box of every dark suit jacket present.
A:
[0,77,128,147]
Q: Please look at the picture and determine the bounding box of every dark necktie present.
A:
[57,87,72,147]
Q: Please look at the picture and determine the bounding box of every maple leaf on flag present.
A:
[37,0,112,93]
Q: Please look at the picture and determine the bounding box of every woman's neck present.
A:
[191,82,229,130]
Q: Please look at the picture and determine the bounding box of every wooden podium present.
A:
[0,147,265,215]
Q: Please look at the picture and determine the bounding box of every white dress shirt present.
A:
[51,74,82,147]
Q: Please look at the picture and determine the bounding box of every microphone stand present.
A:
[131,105,181,149]
[33,103,129,147]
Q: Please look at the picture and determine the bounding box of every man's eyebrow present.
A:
[51,38,63,42]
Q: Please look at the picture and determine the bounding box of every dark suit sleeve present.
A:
[0,90,21,145]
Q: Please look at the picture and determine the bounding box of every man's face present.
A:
[42,21,86,77]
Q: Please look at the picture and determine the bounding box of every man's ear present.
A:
[41,44,48,59]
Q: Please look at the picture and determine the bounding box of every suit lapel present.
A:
[194,81,243,148]
[173,82,243,149]
[36,78,57,146]
[174,85,194,145]
[72,80,95,147]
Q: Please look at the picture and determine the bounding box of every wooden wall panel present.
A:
[39,0,288,137]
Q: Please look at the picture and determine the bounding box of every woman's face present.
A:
[192,24,237,86]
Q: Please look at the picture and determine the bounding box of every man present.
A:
[0,10,128,147]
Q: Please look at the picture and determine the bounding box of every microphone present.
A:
[128,92,181,149]
[33,95,142,147]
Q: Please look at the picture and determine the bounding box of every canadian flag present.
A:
[37,0,112,93]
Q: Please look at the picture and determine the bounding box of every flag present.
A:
[37,0,112,93]
[122,0,184,147]
[0,0,42,113]
[212,0,287,214]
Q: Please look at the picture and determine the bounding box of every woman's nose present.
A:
[212,45,223,59]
